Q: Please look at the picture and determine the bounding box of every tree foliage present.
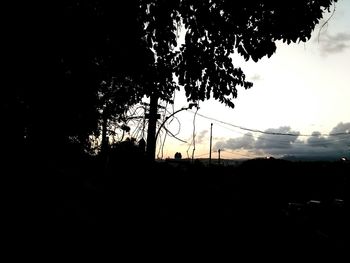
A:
[11,0,337,155]
[144,0,337,107]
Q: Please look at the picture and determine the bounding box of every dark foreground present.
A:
[6,157,349,259]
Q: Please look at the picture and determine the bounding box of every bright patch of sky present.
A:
[156,1,350,160]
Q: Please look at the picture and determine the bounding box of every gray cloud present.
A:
[250,74,262,81]
[317,31,350,55]
[306,131,328,147]
[214,133,254,151]
[255,127,300,150]
[196,130,208,144]
[330,122,350,134]
[214,123,350,160]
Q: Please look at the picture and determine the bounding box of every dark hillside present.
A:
[7,154,348,258]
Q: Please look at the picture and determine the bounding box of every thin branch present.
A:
[318,4,336,43]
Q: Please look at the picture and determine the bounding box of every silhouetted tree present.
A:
[15,0,337,162]
[141,0,338,159]
[16,1,153,160]
[98,77,144,154]
[174,152,182,159]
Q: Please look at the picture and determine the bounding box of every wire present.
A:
[318,4,336,43]
[188,110,350,137]
[156,126,163,159]
[224,150,260,158]
[172,90,176,114]
[160,129,168,159]
[194,152,209,158]
[165,107,182,136]
[191,106,199,161]
[163,126,188,143]
[214,121,350,148]
[186,104,199,159]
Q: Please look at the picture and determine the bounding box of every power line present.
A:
[214,121,350,146]
[163,126,187,143]
[192,106,199,162]
[224,150,259,158]
[188,110,350,137]
[196,152,209,158]
[186,105,199,159]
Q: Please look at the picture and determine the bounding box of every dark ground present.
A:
[5,156,349,259]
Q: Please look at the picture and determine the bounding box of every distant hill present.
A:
[163,157,249,166]
[282,155,348,162]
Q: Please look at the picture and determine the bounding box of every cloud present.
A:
[306,131,328,147]
[214,132,254,151]
[317,31,350,55]
[255,127,300,150]
[250,74,262,81]
[330,122,350,134]
[196,130,208,144]
[214,123,350,160]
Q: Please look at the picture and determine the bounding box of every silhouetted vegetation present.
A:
[6,0,338,159]
[9,151,348,258]
[5,0,347,258]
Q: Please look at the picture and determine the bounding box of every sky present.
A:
[154,1,350,160]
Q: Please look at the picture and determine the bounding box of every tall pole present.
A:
[218,149,221,164]
[146,94,159,161]
[209,123,213,165]
[101,110,108,155]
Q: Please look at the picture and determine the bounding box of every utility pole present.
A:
[101,110,108,154]
[209,123,213,165]
[218,149,221,164]
[146,94,159,161]
[147,102,195,161]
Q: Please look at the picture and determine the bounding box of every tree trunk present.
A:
[101,110,108,154]
[146,95,158,161]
